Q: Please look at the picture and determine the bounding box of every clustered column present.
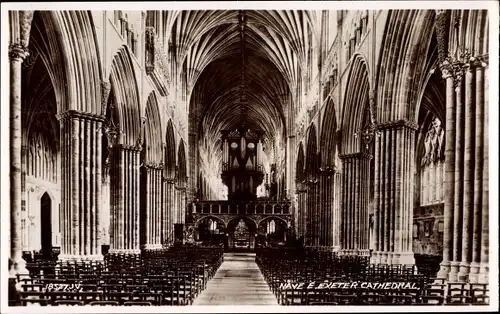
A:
[319,168,341,248]
[438,57,489,283]
[175,185,187,224]
[59,111,104,260]
[162,178,175,245]
[188,133,197,201]
[109,145,141,255]
[306,180,320,246]
[143,163,163,250]
[295,182,307,240]
[339,153,371,255]
[371,121,416,265]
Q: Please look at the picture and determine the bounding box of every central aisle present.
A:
[193,253,278,305]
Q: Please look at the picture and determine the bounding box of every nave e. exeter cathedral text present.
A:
[5,8,493,307]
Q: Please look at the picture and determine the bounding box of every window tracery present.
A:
[420,117,445,205]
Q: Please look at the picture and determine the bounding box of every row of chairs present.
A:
[256,248,489,306]
[11,246,224,306]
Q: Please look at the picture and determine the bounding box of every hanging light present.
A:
[354,94,380,151]
[354,121,379,151]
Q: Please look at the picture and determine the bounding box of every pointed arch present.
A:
[376,10,436,123]
[257,216,289,230]
[40,192,53,256]
[165,119,177,179]
[109,46,141,147]
[144,91,163,163]
[177,139,188,186]
[341,54,370,154]
[35,11,103,114]
[194,215,226,229]
[27,11,67,115]
[295,142,305,183]
[320,98,339,168]
[305,124,318,179]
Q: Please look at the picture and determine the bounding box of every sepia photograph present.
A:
[0,1,498,312]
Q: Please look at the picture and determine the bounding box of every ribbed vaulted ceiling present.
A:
[168,10,318,146]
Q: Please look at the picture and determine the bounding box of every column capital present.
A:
[377,119,419,131]
[295,188,307,194]
[440,62,454,79]
[470,54,489,69]
[56,109,106,123]
[8,43,29,62]
[435,9,450,15]
[115,143,141,152]
[143,161,163,170]
[304,179,319,186]
[319,166,338,176]
[339,152,372,160]
[164,178,175,184]
[440,59,465,90]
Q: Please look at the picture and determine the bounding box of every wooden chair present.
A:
[88,300,120,306]
[78,291,104,304]
[124,301,152,306]
[20,298,48,306]
[53,300,84,306]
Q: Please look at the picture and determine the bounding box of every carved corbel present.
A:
[136,137,143,150]
[101,81,111,114]
[19,11,34,48]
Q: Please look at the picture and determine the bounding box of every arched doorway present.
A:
[196,216,226,247]
[40,193,52,258]
[257,217,288,248]
[226,217,257,252]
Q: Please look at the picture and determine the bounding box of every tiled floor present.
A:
[192,253,278,305]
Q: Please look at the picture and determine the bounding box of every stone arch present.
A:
[109,46,141,147]
[413,25,446,170]
[376,10,436,123]
[26,11,103,115]
[19,13,63,257]
[144,92,163,164]
[23,12,61,150]
[194,215,227,229]
[295,142,305,183]
[320,98,339,168]
[226,216,258,233]
[40,192,53,256]
[177,139,188,186]
[305,123,318,179]
[257,216,289,230]
[341,54,370,155]
[164,119,177,180]
[257,215,290,245]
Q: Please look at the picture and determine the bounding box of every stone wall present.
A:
[412,203,444,256]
